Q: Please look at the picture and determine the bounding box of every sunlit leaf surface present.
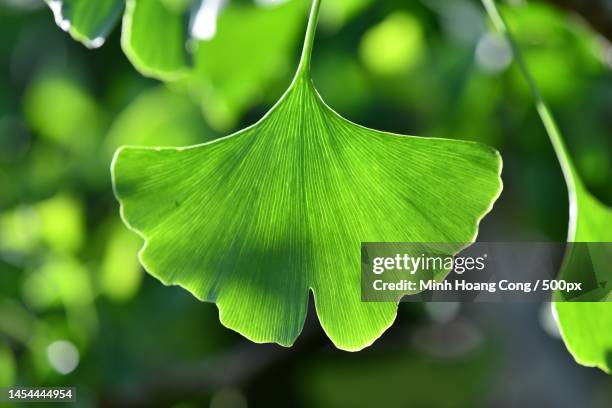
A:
[112,0,502,351]
[113,75,501,349]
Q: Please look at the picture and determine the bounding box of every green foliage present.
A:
[24,74,103,150]
[112,0,502,350]
[359,11,424,76]
[99,223,143,302]
[0,194,84,255]
[46,0,308,131]
[555,183,612,374]
[502,3,602,103]
[22,255,94,310]
[4,0,612,402]
[482,0,612,374]
[36,194,84,254]
[105,86,214,156]
[21,73,108,187]
[44,0,124,48]
[0,343,16,387]
[121,0,190,80]
[319,0,372,30]
[185,1,307,130]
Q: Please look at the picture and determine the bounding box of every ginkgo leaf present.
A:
[121,0,190,80]
[481,0,612,373]
[45,0,124,48]
[112,0,502,350]
[555,183,612,373]
[45,0,189,77]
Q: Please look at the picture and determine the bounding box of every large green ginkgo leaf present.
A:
[45,0,124,48]
[482,0,612,373]
[112,0,502,350]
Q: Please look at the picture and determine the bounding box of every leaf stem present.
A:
[297,0,322,76]
[481,0,580,240]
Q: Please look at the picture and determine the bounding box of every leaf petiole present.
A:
[297,0,323,77]
[481,0,580,240]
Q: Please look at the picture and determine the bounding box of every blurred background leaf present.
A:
[99,222,143,302]
[185,0,307,130]
[121,0,190,80]
[44,0,124,48]
[359,11,425,76]
[0,343,16,387]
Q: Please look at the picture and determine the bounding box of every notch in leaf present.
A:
[112,0,503,350]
